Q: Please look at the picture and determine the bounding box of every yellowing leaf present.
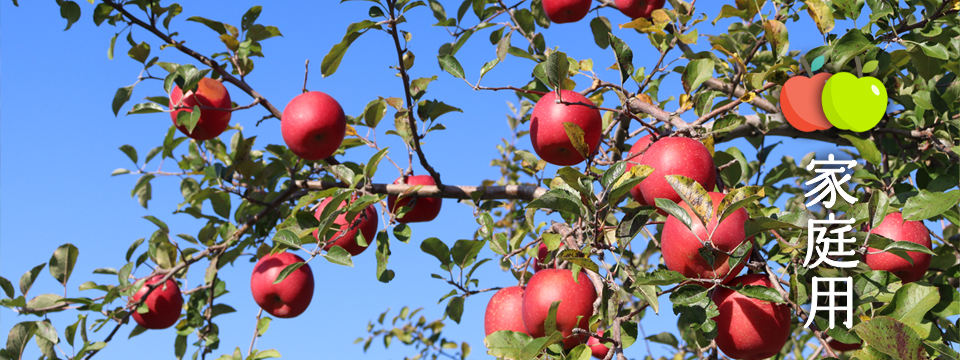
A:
[345,125,358,136]
[579,59,593,72]
[739,92,756,103]
[635,93,654,105]
[620,17,664,35]
[701,136,715,157]
[678,94,693,112]
[806,0,835,35]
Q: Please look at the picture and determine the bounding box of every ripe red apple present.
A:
[780,73,833,132]
[712,274,791,360]
[541,0,592,23]
[281,91,346,161]
[614,0,666,19]
[626,135,653,206]
[661,192,749,284]
[131,275,183,329]
[530,90,603,166]
[864,212,932,283]
[521,269,597,348]
[484,286,529,336]
[169,77,232,141]
[313,196,378,256]
[637,137,716,209]
[828,339,863,352]
[533,243,550,272]
[250,252,314,318]
[586,329,610,359]
[387,175,442,223]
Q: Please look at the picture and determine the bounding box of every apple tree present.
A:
[2,0,959,359]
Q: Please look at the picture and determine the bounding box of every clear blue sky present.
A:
[1,1,947,359]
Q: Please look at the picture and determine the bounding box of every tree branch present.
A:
[302,181,547,201]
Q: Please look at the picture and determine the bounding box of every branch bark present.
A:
[301,180,547,201]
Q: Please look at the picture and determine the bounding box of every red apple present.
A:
[131,275,183,330]
[661,192,749,284]
[250,252,314,318]
[313,196,378,256]
[541,0,592,23]
[828,339,863,352]
[281,91,346,161]
[530,90,603,166]
[864,212,932,283]
[521,269,597,348]
[614,0,666,19]
[533,243,550,272]
[780,73,833,132]
[712,274,791,360]
[586,329,610,359]
[387,175,442,223]
[484,286,529,336]
[637,137,716,210]
[626,135,653,206]
[169,78,232,141]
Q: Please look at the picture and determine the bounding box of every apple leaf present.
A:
[272,262,305,284]
[608,165,653,206]
[879,240,935,255]
[272,229,302,249]
[19,263,45,297]
[726,239,753,269]
[484,330,533,360]
[729,284,786,303]
[112,85,134,117]
[556,249,599,274]
[324,246,354,267]
[543,300,561,335]
[655,198,693,231]
[715,186,764,225]
[375,231,394,283]
[634,284,660,314]
[527,188,584,218]
[545,51,569,91]
[763,20,789,56]
[665,175,713,229]
[590,17,611,49]
[48,243,79,286]
[681,59,714,94]
[810,55,826,72]
[877,283,940,326]
[833,0,865,21]
[57,0,81,31]
[176,107,201,135]
[852,316,926,360]
[562,122,592,160]
[5,321,37,360]
[634,269,686,286]
[902,190,960,221]
[519,331,563,360]
[450,239,484,269]
[186,16,227,35]
[446,296,464,323]
[420,237,452,268]
[320,21,380,78]
[607,33,633,85]
[437,54,465,79]
[805,0,834,35]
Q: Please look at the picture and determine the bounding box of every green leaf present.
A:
[186,16,227,34]
[272,229,302,249]
[5,321,37,360]
[607,33,633,85]
[635,284,660,314]
[634,268,686,286]
[646,332,679,349]
[715,186,764,225]
[450,239,484,268]
[446,296,464,323]
[321,21,380,77]
[840,134,881,166]
[272,262,305,284]
[562,122,591,160]
[526,188,584,218]
[590,17,611,49]
[852,316,926,360]
[112,85,134,117]
[656,197,693,231]
[519,331,563,360]
[19,263,45,296]
[877,283,939,326]
[682,59,714,93]
[176,106,202,135]
[763,20,789,56]
[48,243,79,286]
[483,330,533,360]
[832,29,871,70]
[902,190,960,221]
[128,41,150,64]
[257,317,272,337]
[118,144,138,165]
[437,54,465,79]
[545,51,569,90]
[324,246,354,267]
[420,237,452,268]
[879,240,935,255]
[732,284,785,303]
[665,175,712,228]
[805,0,835,35]
[253,349,281,359]
[246,25,283,42]
[543,300,561,335]
[57,0,81,30]
[392,223,411,243]
[0,277,14,298]
[556,249,600,273]
[143,216,169,233]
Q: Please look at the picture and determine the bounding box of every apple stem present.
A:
[798,55,813,77]
[854,56,863,78]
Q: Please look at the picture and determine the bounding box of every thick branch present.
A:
[301,181,546,201]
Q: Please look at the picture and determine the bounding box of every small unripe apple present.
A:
[530,90,603,166]
[864,212,932,283]
[522,269,597,348]
[131,275,183,330]
[313,196,378,256]
[387,175,442,223]
[661,192,749,284]
[169,78,232,141]
[638,137,716,211]
[281,91,346,161]
[828,339,863,352]
[541,0,592,23]
[586,329,610,359]
[626,135,653,206]
[484,286,529,336]
[250,252,314,318]
[712,274,791,360]
[614,0,666,19]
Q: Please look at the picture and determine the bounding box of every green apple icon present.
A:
[821,72,888,132]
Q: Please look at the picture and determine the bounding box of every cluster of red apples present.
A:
[131,80,447,328]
